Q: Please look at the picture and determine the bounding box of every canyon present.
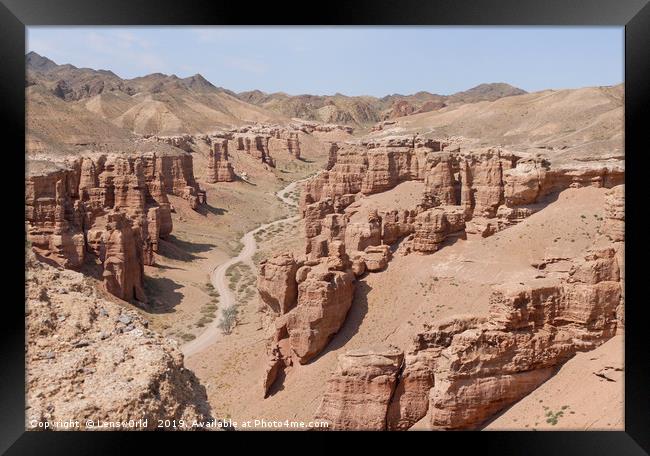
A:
[25,52,624,431]
[253,134,623,429]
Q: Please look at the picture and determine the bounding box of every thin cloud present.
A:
[192,28,242,44]
[85,31,168,75]
[224,57,268,75]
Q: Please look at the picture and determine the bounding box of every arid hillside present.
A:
[27,52,286,135]
[237,83,526,127]
[372,84,623,162]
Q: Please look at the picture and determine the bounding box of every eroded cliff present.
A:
[26,149,205,303]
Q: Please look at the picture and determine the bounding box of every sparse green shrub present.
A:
[543,405,569,425]
[219,306,238,334]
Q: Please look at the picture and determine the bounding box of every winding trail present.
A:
[182,177,309,357]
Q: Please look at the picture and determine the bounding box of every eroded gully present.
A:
[182,177,309,357]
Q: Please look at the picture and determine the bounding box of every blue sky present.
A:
[27,27,623,97]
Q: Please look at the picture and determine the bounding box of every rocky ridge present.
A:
[27,52,285,135]
[26,254,213,430]
[237,83,526,126]
[256,131,624,427]
[26,149,205,303]
[316,244,622,430]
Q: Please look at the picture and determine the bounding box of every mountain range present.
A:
[26,51,527,134]
[237,83,526,125]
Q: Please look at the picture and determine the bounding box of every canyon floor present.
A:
[185,185,623,429]
[141,138,327,344]
[25,52,624,431]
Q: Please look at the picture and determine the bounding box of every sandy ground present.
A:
[143,134,328,343]
[346,181,424,223]
[186,185,613,428]
[485,335,624,431]
[182,177,310,357]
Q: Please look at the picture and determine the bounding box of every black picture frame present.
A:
[2,0,648,452]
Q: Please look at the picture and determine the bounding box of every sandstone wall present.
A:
[258,250,355,396]
[314,346,404,430]
[301,137,623,238]
[258,135,624,417]
[205,138,236,183]
[26,151,204,303]
[313,248,622,430]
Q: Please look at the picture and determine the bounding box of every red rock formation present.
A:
[224,124,306,161]
[601,185,625,329]
[359,244,392,272]
[422,156,457,206]
[205,138,236,183]
[259,258,356,396]
[344,210,382,252]
[286,266,355,364]
[261,136,624,409]
[26,150,203,303]
[303,137,623,245]
[26,168,87,269]
[268,131,301,159]
[102,211,146,302]
[312,246,621,430]
[314,346,404,430]
[411,206,466,253]
[325,143,339,170]
[299,137,447,212]
[262,339,290,398]
[257,253,301,315]
[381,209,418,245]
[387,248,621,430]
[464,149,512,218]
[233,133,276,167]
[154,153,204,202]
[386,316,484,430]
[502,157,548,206]
[603,185,624,243]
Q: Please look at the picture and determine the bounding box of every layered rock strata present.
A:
[602,185,625,329]
[26,151,204,302]
[234,125,302,159]
[257,252,300,315]
[259,135,624,411]
[205,138,236,183]
[148,123,307,179]
[259,252,355,396]
[233,134,275,167]
[314,346,404,430]
[314,248,622,430]
[603,185,624,243]
[300,136,623,240]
